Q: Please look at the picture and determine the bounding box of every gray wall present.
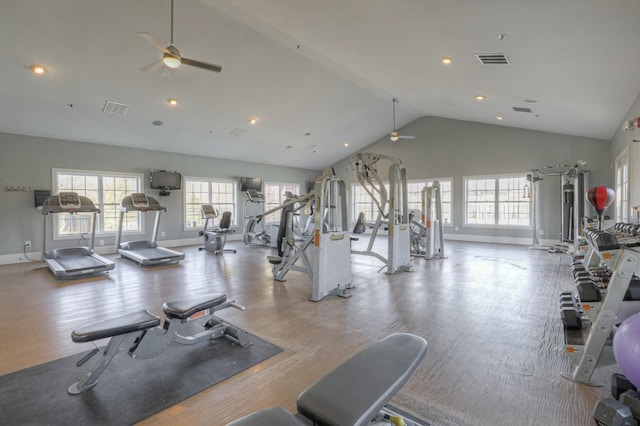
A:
[333,116,611,243]
[0,132,320,257]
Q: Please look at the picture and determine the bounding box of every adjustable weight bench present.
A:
[227,333,428,426]
[68,293,250,395]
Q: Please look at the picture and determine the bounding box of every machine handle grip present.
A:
[229,302,245,311]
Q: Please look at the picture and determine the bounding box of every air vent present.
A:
[304,144,318,152]
[513,107,533,113]
[475,53,510,65]
[102,101,129,115]
[228,128,247,137]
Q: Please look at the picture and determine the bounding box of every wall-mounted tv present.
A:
[34,190,51,208]
[150,170,182,190]
[240,177,263,193]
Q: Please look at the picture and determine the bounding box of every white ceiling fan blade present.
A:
[399,135,416,139]
[137,32,169,53]
[181,57,222,73]
[139,60,163,72]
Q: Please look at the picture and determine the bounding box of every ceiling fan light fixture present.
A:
[30,65,46,74]
[390,131,399,142]
[162,53,181,68]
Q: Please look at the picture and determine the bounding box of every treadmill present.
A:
[41,192,116,279]
[115,193,185,266]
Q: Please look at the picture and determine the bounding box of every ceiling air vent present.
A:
[228,128,247,137]
[102,101,129,115]
[512,107,533,113]
[475,53,510,65]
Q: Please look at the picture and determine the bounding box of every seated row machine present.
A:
[68,293,250,395]
[227,333,428,426]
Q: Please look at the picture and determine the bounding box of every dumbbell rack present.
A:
[563,230,640,385]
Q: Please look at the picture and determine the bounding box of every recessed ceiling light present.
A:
[152,120,163,126]
[441,56,452,65]
[524,99,538,103]
[497,34,507,41]
[476,95,485,101]
[167,98,178,106]
[496,116,504,121]
[30,65,46,75]
[285,145,293,149]
[305,132,311,137]
[249,118,257,125]
[344,142,349,147]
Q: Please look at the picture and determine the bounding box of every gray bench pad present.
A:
[297,333,427,426]
[162,293,227,319]
[71,309,161,343]
[227,407,301,426]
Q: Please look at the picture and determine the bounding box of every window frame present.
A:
[615,148,630,223]
[52,168,144,240]
[183,177,238,232]
[464,174,531,228]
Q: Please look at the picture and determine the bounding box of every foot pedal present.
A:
[225,325,252,347]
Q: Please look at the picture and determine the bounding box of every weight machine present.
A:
[410,181,445,259]
[265,170,352,301]
[349,152,412,274]
[527,163,589,252]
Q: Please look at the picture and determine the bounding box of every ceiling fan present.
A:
[389,98,415,142]
[138,0,222,73]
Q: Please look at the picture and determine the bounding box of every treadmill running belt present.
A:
[54,256,106,273]
[128,248,177,261]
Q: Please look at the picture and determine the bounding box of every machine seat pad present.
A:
[226,407,301,426]
[267,255,283,265]
[71,309,161,343]
[162,293,227,319]
[297,333,427,426]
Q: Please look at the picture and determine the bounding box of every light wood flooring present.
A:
[0,240,617,425]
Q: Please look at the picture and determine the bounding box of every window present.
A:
[465,175,530,226]
[184,178,237,230]
[407,179,453,225]
[615,149,630,222]
[263,182,300,223]
[53,169,143,238]
[351,184,389,223]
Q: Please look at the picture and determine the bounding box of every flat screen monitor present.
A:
[240,177,263,192]
[34,190,51,208]
[150,170,182,190]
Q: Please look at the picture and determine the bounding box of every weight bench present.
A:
[227,333,428,426]
[68,293,250,395]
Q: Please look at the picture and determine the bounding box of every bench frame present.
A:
[68,294,250,395]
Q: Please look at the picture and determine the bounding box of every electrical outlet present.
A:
[161,232,166,237]
[99,240,104,246]
[455,226,459,232]
[24,240,31,248]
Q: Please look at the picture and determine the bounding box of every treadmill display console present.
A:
[131,193,150,208]
[58,192,82,210]
[201,205,218,218]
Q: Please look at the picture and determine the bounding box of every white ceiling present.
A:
[2,0,640,170]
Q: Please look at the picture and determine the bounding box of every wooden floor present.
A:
[0,240,617,425]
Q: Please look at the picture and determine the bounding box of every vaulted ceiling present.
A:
[2,0,639,169]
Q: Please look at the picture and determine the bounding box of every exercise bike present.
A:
[243,189,270,246]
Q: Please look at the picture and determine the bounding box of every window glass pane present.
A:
[53,170,141,237]
[184,178,237,229]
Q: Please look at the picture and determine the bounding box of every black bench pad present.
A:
[71,309,161,343]
[267,255,283,265]
[297,333,427,426]
[226,407,301,426]
[162,293,227,319]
